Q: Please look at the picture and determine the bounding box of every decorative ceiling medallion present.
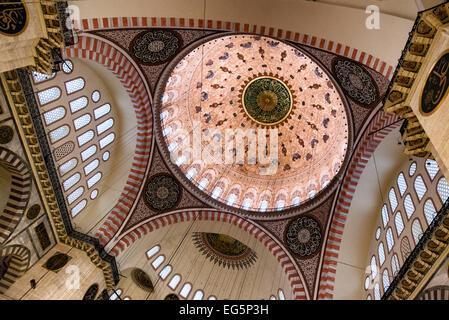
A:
[0,0,28,36]
[144,173,181,212]
[26,204,41,220]
[0,125,14,144]
[83,283,99,300]
[420,51,449,116]
[240,75,295,127]
[285,216,321,257]
[131,268,154,292]
[333,58,379,108]
[192,232,258,269]
[132,30,180,64]
[158,33,350,214]
[42,252,71,272]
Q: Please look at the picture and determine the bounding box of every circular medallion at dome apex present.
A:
[131,30,180,64]
[333,58,379,108]
[242,76,294,126]
[157,33,350,214]
[144,173,181,212]
[285,216,321,257]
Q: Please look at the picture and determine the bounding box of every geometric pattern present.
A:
[109,210,307,299]
[0,147,32,245]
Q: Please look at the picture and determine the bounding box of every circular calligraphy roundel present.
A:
[0,0,28,36]
[420,51,449,116]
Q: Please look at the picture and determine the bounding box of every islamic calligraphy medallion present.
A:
[420,51,449,115]
[0,0,28,36]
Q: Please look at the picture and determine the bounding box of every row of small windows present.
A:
[368,160,448,299]
[33,62,116,218]
[146,245,217,300]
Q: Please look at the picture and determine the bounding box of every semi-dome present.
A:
[159,34,349,213]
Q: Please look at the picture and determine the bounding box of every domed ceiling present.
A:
[158,34,350,213]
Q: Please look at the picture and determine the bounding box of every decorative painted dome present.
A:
[159,34,349,213]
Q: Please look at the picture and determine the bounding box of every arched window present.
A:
[386,228,394,252]
[397,173,407,196]
[425,159,439,181]
[84,159,99,176]
[87,172,102,188]
[38,87,61,105]
[276,200,285,210]
[291,196,301,206]
[270,295,276,300]
[208,296,217,300]
[59,158,78,176]
[375,227,381,240]
[65,77,85,94]
[71,199,86,217]
[259,200,268,212]
[211,187,222,199]
[146,245,160,259]
[409,162,417,176]
[62,60,73,73]
[193,290,204,300]
[50,125,70,143]
[44,106,66,125]
[378,242,386,266]
[423,199,437,226]
[77,130,94,147]
[364,276,370,290]
[227,194,237,206]
[412,219,423,245]
[403,194,415,219]
[180,283,192,299]
[168,274,181,290]
[73,113,91,131]
[414,175,427,201]
[382,269,390,292]
[159,265,172,280]
[96,118,114,135]
[370,256,378,279]
[186,168,197,180]
[69,96,88,113]
[151,255,165,269]
[67,186,84,205]
[278,289,285,300]
[391,254,400,277]
[381,204,389,227]
[374,283,381,300]
[198,178,209,191]
[400,237,411,261]
[63,172,81,191]
[32,71,55,83]
[389,188,398,211]
[394,212,404,236]
[94,103,111,119]
[437,177,449,203]
[242,198,253,210]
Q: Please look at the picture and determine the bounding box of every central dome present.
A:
[159,34,349,213]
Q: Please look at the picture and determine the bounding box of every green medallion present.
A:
[420,51,449,115]
[242,76,293,125]
[0,0,28,36]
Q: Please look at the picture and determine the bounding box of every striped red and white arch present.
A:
[111,210,307,300]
